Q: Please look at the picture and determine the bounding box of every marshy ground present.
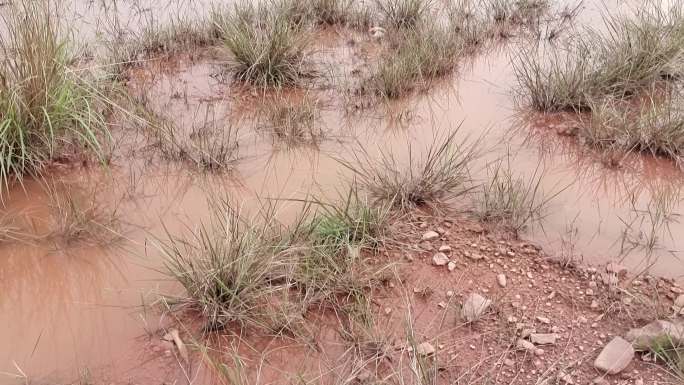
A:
[2,0,684,384]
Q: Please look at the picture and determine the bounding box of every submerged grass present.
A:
[0,1,109,189]
[214,1,311,88]
[339,128,478,211]
[261,95,322,145]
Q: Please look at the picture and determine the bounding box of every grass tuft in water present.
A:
[372,23,462,98]
[214,1,311,88]
[473,157,551,231]
[297,186,389,308]
[514,1,684,112]
[376,0,432,29]
[340,128,478,211]
[157,200,295,330]
[0,1,110,189]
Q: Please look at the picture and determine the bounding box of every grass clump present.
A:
[372,23,462,98]
[376,0,432,28]
[473,158,551,231]
[157,201,295,330]
[310,0,357,25]
[581,93,684,165]
[214,2,311,88]
[297,187,389,307]
[650,335,684,379]
[340,129,477,211]
[514,1,684,112]
[0,1,109,188]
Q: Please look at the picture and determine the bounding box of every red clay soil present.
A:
[137,212,683,385]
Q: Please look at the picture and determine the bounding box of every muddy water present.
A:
[2,0,684,384]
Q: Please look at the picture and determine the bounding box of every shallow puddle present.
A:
[2,0,684,383]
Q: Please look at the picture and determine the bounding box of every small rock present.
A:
[586,288,594,296]
[591,300,599,309]
[448,261,457,271]
[432,253,449,266]
[384,307,392,315]
[438,245,452,253]
[594,336,634,374]
[536,316,551,324]
[530,333,558,345]
[437,302,447,309]
[422,231,439,241]
[497,274,507,287]
[516,339,536,352]
[416,342,435,356]
[625,320,684,351]
[461,293,492,322]
[520,328,536,338]
[557,371,574,384]
[446,290,454,297]
[467,252,485,261]
[503,358,515,367]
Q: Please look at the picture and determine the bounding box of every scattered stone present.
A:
[416,342,435,356]
[438,245,452,253]
[448,261,457,271]
[446,290,454,297]
[507,316,518,323]
[384,307,392,315]
[625,320,684,351]
[536,316,551,324]
[422,231,439,241]
[520,328,536,339]
[438,302,447,309]
[557,371,574,384]
[594,337,634,374]
[586,288,594,296]
[516,339,536,352]
[461,293,492,322]
[530,333,558,345]
[466,252,485,261]
[432,253,449,266]
[591,300,599,309]
[504,358,515,367]
[497,274,507,287]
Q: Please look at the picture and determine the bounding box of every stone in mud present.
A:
[594,337,634,374]
[530,333,558,345]
[497,274,507,287]
[516,339,536,352]
[432,252,449,266]
[461,293,492,322]
[416,342,435,356]
[625,320,684,351]
[422,231,440,241]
